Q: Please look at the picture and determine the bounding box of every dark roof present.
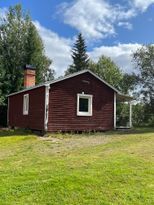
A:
[24,65,36,70]
[8,69,132,100]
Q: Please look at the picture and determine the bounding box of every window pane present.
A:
[79,98,89,112]
[23,94,29,115]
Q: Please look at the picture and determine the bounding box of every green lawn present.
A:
[0,128,154,205]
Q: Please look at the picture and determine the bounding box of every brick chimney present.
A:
[24,65,36,88]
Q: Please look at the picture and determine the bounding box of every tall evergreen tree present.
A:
[65,33,89,75]
[0,4,54,104]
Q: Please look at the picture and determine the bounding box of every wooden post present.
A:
[129,102,132,128]
[44,84,50,131]
[114,92,116,129]
[7,97,9,127]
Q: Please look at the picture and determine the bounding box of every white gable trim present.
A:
[7,70,131,99]
[114,92,116,129]
[87,70,119,93]
[44,85,50,131]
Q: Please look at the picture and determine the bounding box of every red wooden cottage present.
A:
[8,65,132,132]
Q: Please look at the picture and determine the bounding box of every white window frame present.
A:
[77,93,93,116]
[23,94,29,115]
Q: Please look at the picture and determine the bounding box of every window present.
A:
[23,94,29,115]
[77,94,93,116]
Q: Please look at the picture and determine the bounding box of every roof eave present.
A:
[7,84,47,97]
[8,69,131,99]
[117,92,133,102]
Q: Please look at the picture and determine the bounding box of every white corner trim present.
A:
[77,93,93,116]
[114,92,116,129]
[44,85,50,131]
[23,94,29,115]
[129,102,133,128]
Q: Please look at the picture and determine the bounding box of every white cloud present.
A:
[89,43,142,73]
[131,0,154,11]
[0,7,7,21]
[59,0,154,40]
[59,0,136,40]
[118,22,133,30]
[33,22,142,75]
[0,6,144,76]
[34,21,72,76]
[34,21,141,75]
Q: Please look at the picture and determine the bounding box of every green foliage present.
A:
[0,65,5,105]
[141,103,154,126]
[133,45,154,102]
[132,103,146,126]
[89,56,136,94]
[133,45,154,126]
[0,129,154,204]
[89,56,123,90]
[0,105,7,126]
[24,21,54,83]
[121,73,137,94]
[0,4,54,105]
[65,33,89,75]
[116,103,129,127]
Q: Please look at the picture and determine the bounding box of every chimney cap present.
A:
[24,65,36,70]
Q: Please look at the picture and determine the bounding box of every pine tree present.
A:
[65,33,89,75]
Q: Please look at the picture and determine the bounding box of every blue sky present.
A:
[0,0,154,76]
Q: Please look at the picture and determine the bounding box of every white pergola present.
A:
[114,92,133,129]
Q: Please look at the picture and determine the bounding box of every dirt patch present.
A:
[40,137,62,143]
[39,134,113,154]
[0,127,9,131]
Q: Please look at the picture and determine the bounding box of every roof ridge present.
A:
[8,69,129,97]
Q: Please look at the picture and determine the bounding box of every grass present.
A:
[0,128,154,205]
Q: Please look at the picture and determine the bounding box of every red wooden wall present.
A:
[9,86,45,130]
[48,72,114,132]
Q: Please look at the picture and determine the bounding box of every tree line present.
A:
[0,4,153,127]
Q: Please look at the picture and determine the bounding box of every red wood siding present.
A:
[48,72,114,132]
[9,86,45,130]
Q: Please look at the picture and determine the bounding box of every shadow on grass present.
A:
[0,127,154,138]
[105,127,154,136]
[0,129,33,137]
[46,127,154,139]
